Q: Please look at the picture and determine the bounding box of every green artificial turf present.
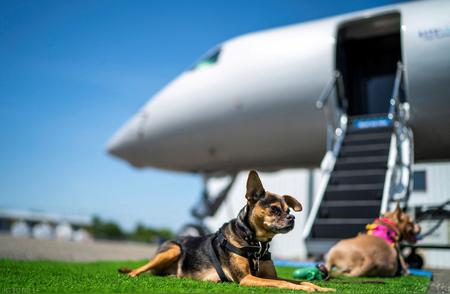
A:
[0,259,429,293]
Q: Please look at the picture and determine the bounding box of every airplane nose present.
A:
[106,127,131,157]
[106,113,143,165]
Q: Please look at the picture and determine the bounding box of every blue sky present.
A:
[0,0,410,231]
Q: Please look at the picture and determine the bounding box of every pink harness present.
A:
[366,217,399,246]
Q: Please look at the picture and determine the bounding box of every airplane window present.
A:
[191,47,221,70]
[413,171,427,192]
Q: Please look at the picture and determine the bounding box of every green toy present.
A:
[292,264,329,281]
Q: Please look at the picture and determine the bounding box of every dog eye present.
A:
[270,206,281,215]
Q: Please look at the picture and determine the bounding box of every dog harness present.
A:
[366,217,399,246]
[209,228,271,282]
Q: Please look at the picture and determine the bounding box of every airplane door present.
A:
[336,12,402,116]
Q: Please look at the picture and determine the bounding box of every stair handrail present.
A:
[388,61,405,122]
[382,61,414,213]
[316,70,347,151]
[303,71,348,240]
[316,71,344,110]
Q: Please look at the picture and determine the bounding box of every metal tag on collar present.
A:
[262,242,269,257]
[254,258,260,273]
[254,241,263,259]
[249,241,263,274]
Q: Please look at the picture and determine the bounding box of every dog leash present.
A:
[209,228,271,282]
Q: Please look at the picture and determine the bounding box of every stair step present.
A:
[327,183,384,191]
[329,170,386,185]
[314,218,374,224]
[344,133,391,146]
[329,176,385,185]
[334,156,388,170]
[341,144,390,152]
[348,113,390,122]
[345,132,391,141]
[332,169,387,177]
[346,125,392,134]
[318,201,380,218]
[337,156,389,164]
[340,144,390,157]
[311,218,372,239]
[321,200,381,206]
[324,188,383,201]
[339,149,389,158]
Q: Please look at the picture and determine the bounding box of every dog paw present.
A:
[299,282,335,292]
[317,287,336,292]
[128,271,139,278]
[293,285,315,292]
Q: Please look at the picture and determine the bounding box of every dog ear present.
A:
[283,195,303,212]
[245,170,265,204]
[394,201,404,220]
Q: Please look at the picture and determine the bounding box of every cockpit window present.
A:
[190,47,221,71]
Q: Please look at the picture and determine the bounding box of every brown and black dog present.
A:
[325,203,420,277]
[120,171,334,292]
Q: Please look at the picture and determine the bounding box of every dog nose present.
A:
[286,215,295,221]
[415,224,421,234]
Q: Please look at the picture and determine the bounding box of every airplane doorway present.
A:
[336,13,402,116]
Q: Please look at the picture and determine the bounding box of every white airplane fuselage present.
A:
[107,0,450,173]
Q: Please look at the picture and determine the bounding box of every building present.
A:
[0,209,92,242]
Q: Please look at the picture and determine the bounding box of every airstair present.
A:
[304,62,414,256]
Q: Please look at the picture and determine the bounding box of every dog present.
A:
[119,170,335,292]
[325,203,420,277]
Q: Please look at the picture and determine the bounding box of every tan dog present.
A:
[120,171,334,292]
[325,204,420,277]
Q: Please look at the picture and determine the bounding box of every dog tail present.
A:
[118,267,132,274]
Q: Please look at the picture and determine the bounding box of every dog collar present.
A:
[366,219,399,246]
[235,206,258,243]
[379,217,398,228]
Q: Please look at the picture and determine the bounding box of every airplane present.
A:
[107,0,450,260]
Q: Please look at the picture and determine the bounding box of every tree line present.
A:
[86,216,174,243]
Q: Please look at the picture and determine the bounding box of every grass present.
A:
[0,259,429,293]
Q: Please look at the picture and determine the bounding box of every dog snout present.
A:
[286,214,295,222]
[414,224,421,234]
